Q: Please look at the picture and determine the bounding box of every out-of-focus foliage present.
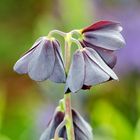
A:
[0,0,140,140]
[85,71,140,140]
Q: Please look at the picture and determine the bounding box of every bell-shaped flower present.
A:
[40,109,66,140]
[65,47,118,93]
[14,37,66,83]
[80,20,125,68]
[40,108,93,140]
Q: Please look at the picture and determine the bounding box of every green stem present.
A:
[64,39,71,73]
[70,38,82,49]
[63,33,75,140]
[64,93,75,140]
[48,30,66,38]
[70,29,82,37]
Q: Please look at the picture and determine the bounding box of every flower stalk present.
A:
[64,93,75,140]
[63,33,75,140]
[64,34,72,73]
[48,30,66,38]
[54,118,66,140]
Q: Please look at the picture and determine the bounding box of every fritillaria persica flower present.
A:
[40,108,93,140]
[14,37,66,83]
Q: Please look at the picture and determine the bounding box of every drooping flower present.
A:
[40,108,93,140]
[65,47,118,93]
[80,20,125,68]
[14,37,66,83]
[40,109,66,140]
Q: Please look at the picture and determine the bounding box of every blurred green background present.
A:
[0,0,140,139]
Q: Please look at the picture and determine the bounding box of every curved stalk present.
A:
[48,30,66,38]
[70,29,82,36]
[54,118,66,140]
[70,38,83,49]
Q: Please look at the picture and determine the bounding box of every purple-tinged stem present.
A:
[64,93,75,140]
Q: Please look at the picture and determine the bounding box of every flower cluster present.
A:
[14,20,125,140]
[14,20,125,93]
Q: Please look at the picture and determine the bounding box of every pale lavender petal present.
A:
[13,37,44,74]
[14,37,43,74]
[39,110,66,140]
[83,53,110,85]
[13,50,33,74]
[95,48,117,69]
[66,50,85,93]
[84,28,125,50]
[84,47,118,80]
[49,41,66,83]
[82,41,117,68]
[28,39,55,81]
[72,109,93,140]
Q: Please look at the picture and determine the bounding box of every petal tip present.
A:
[13,61,26,74]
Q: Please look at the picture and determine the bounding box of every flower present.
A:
[80,20,125,68]
[72,109,93,140]
[14,37,66,83]
[40,108,93,140]
[39,109,66,140]
[65,47,118,93]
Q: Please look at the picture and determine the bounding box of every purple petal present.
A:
[84,31,125,51]
[82,20,121,33]
[40,110,66,140]
[95,48,117,69]
[66,50,85,93]
[24,37,44,55]
[13,37,43,74]
[82,41,117,68]
[84,53,110,85]
[28,38,55,81]
[83,24,125,50]
[49,40,66,83]
[84,47,118,80]
[72,109,93,140]
[13,50,34,74]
